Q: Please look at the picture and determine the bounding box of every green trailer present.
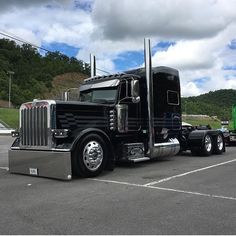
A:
[225,104,236,144]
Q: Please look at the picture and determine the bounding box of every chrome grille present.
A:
[21,106,48,146]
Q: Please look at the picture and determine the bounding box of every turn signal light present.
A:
[52,129,70,138]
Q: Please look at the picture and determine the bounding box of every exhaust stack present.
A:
[144,38,180,158]
[144,38,154,157]
[90,54,96,77]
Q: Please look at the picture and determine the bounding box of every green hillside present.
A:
[182,89,236,120]
[1,39,235,122]
[0,38,90,107]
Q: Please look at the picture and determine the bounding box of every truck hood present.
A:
[55,100,114,107]
[54,100,114,131]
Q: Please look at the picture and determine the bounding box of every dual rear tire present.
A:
[213,133,224,154]
[191,133,224,156]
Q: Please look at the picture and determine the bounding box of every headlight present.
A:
[11,131,19,137]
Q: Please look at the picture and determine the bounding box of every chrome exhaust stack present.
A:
[144,38,180,158]
[90,54,96,77]
[144,38,155,157]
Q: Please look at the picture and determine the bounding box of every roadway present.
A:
[0,135,236,234]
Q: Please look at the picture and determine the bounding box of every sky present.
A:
[0,0,236,97]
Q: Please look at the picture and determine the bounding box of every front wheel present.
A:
[72,134,108,177]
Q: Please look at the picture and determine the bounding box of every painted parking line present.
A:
[0,167,9,171]
[144,158,236,186]
[91,178,236,201]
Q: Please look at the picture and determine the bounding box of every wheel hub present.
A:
[83,141,103,171]
[205,135,212,152]
[217,135,223,150]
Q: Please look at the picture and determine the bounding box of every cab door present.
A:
[118,80,141,131]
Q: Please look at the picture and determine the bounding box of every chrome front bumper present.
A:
[8,149,72,180]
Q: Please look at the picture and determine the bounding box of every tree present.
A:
[0,38,89,106]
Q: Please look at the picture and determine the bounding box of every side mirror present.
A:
[131,80,140,103]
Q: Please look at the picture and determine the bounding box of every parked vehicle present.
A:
[222,104,236,145]
[9,39,225,180]
[0,120,15,135]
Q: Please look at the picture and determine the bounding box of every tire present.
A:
[72,134,108,177]
[191,134,213,156]
[200,134,213,156]
[213,134,224,154]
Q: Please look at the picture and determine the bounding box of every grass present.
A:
[0,108,19,129]
[0,107,233,131]
[182,117,233,130]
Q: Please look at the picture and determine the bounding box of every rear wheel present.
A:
[72,134,108,177]
[200,134,213,156]
[191,134,213,156]
[213,134,224,154]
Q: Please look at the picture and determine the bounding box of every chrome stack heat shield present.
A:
[144,38,180,158]
[90,54,96,77]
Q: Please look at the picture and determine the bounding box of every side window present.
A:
[167,90,179,105]
[119,80,133,100]
[80,91,92,102]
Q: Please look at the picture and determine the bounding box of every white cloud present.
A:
[92,0,236,40]
[151,21,236,96]
[96,58,115,75]
[0,0,236,96]
[0,3,93,47]
[0,0,50,12]
[181,81,202,97]
[153,22,236,69]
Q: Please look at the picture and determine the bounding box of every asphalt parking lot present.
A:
[1,135,236,234]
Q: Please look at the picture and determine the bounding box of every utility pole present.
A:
[7,71,14,108]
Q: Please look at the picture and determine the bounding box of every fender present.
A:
[71,128,112,151]
[188,130,207,147]
[188,129,224,148]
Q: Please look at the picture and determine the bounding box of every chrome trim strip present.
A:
[131,157,150,163]
[11,147,71,152]
[11,147,20,150]
[51,148,71,152]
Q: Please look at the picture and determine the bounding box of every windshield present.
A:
[80,88,117,104]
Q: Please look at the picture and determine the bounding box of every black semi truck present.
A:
[9,39,225,180]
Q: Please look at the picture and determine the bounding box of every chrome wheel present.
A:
[213,134,224,154]
[83,141,104,171]
[205,135,212,152]
[217,135,224,151]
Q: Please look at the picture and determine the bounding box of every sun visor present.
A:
[80,79,120,91]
